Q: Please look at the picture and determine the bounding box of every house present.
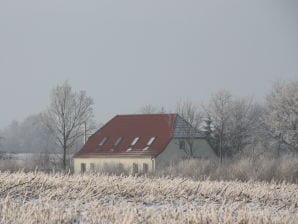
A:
[73,114,216,174]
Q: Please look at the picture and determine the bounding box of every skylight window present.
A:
[98,137,108,146]
[147,137,156,146]
[143,146,149,151]
[131,137,140,146]
[114,137,123,147]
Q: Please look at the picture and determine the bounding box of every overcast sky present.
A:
[0,0,297,128]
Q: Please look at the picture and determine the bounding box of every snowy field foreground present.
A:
[0,172,297,224]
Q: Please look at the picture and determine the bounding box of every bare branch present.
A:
[42,81,94,169]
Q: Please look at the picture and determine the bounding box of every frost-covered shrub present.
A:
[0,171,297,224]
[157,154,298,183]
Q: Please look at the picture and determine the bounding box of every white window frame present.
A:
[98,137,108,146]
[131,137,140,146]
[114,137,123,147]
[147,137,156,146]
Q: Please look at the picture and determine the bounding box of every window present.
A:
[114,137,123,147]
[147,137,156,146]
[131,137,140,146]
[90,163,95,172]
[98,137,108,146]
[179,140,186,150]
[81,163,86,173]
[132,163,138,174]
[143,163,149,173]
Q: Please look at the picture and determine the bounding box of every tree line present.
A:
[0,81,96,170]
[0,79,297,170]
[140,79,298,160]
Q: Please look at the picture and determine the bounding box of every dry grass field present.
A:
[0,172,297,224]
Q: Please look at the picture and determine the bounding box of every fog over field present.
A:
[0,2,297,223]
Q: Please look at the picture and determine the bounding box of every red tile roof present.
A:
[74,114,178,158]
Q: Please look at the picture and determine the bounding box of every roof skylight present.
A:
[98,137,108,146]
[147,137,156,146]
[114,137,123,147]
[131,137,140,146]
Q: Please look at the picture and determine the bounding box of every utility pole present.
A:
[0,136,3,149]
[84,122,87,144]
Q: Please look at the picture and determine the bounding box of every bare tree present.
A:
[206,90,232,163]
[1,120,21,153]
[0,115,58,154]
[176,100,203,158]
[42,81,94,169]
[264,80,298,154]
[205,91,264,160]
[202,113,217,150]
[0,136,3,153]
[139,104,167,114]
[240,103,269,160]
[228,97,261,155]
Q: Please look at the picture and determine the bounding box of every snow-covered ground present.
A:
[0,152,70,161]
[0,172,297,223]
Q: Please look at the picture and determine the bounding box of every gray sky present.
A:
[0,0,297,128]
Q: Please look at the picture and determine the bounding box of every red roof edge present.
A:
[74,113,178,158]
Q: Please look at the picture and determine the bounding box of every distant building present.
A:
[73,114,216,174]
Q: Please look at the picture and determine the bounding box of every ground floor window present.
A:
[179,140,186,150]
[143,163,149,173]
[132,163,138,174]
[90,163,95,172]
[81,163,86,173]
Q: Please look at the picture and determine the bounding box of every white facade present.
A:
[155,138,216,168]
[74,138,215,174]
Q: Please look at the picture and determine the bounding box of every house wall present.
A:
[155,138,216,169]
[73,157,154,174]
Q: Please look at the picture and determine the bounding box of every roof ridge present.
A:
[116,113,177,117]
[75,113,178,158]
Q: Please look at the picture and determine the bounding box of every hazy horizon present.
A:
[0,0,297,128]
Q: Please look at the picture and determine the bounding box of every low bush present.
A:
[157,153,298,183]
